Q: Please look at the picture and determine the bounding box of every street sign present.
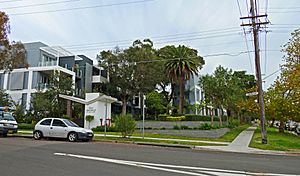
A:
[246,92,258,96]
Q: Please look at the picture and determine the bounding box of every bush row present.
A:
[18,123,35,130]
[157,114,227,121]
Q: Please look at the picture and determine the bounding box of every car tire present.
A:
[68,132,77,142]
[33,131,43,140]
[2,132,7,137]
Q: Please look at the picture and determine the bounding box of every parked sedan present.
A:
[0,111,18,137]
[33,118,93,142]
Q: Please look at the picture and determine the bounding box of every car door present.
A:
[38,119,52,137]
[50,119,68,138]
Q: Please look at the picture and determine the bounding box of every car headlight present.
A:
[0,123,3,127]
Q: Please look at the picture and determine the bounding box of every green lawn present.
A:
[94,124,250,142]
[249,127,300,151]
[93,136,226,146]
[18,124,251,146]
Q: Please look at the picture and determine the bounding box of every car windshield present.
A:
[0,113,16,121]
[63,119,79,127]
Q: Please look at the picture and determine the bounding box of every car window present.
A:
[52,119,67,127]
[63,119,79,127]
[40,119,52,126]
[1,113,16,121]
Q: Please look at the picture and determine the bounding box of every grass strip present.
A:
[249,127,300,151]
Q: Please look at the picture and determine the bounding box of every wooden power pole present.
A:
[240,0,268,144]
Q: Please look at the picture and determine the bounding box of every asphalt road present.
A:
[0,137,299,176]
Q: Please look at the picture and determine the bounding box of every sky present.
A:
[1,0,300,89]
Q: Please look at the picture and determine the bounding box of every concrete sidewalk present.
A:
[194,126,290,155]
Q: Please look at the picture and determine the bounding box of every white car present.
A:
[33,118,93,142]
[0,111,18,137]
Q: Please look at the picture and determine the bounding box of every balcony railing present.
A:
[36,83,50,90]
[38,60,57,67]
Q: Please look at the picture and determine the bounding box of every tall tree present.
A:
[0,89,12,107]
[200,66,255,124]
[265,29,300,132]
[159,45,204,114]
[145,91,168,118]
[31,71,74,119]
[98,39,162,115]
[0,11,27,71]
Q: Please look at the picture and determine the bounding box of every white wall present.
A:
[84,93,112,129]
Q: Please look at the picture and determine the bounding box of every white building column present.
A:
[26,71,33,110]
[3,72,9,90]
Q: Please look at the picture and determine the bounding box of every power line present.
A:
[9,0,154,16]
[64,31,242,51]
[268,10,300,13]
[62,27,239,48]
[0,0,21,4]
[236,0,254,73]
[1,0,79,10]
[263,68,281,80]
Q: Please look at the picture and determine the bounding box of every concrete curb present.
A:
[135,142,193,149]
[194,146,300,156]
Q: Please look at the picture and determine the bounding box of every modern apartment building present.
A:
[0,42,107,110]
[173,74,224,116]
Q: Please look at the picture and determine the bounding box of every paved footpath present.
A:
[18,127,300,156]
[195,126,291,155]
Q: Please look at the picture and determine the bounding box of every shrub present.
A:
[166,116,185,121]
[115,114,136,137]
[180,125,190,130]
[173,125,180,130]
[86,115,94,129]
[227,118,240,129]
[158,114,168,121]
[160,127,166,130]
[18,123,34,130]
[199,123,212,130]
[92,125,117,132]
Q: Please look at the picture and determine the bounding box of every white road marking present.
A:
[54,153,296,176]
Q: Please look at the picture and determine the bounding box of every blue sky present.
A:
[1,0,300,89]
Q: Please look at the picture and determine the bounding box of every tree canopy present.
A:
[0,11,27,71]
[159,45,205,114]
[98,39,163,115]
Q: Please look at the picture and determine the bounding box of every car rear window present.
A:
[0,113,16,121]
[40,119,52,126]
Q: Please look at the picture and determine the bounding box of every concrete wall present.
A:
[24,42,48,67]
[84,93,112,129]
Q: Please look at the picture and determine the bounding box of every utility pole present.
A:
[240,0,268,144]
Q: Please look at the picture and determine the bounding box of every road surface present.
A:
[0,137,299,176]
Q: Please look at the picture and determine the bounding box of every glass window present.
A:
[1,113,16,121]
[52,119,66,127]
[40,119,52,126]
[63,119,79,127]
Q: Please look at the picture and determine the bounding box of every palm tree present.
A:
[160,45,205,114]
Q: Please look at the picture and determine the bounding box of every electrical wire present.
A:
[1,0,80,10]
[9,0,155,16]
[263,68,281,80]
[237,0,254,73]
[0,0,21,4]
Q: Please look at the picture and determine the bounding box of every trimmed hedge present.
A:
[157,114,226,122]
[92,126,117,132]
[18,123,35,130]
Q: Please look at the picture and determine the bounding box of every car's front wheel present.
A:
[33,131,43,140]
[68,132,77,142]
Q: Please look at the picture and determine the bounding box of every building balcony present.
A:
[36,83,50,91]
[92,75,108,83]
[38,60,57,67]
